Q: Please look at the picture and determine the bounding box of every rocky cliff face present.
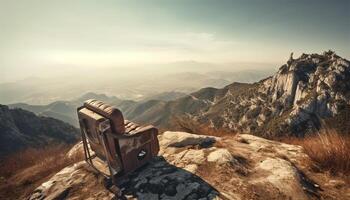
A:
[29,131,349,200]
[188,51,350,137]
[0,105,79,157]
[259,51,350,136]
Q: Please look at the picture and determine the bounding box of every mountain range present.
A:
[9,51,350,138]
[123,51,350,137]
[0,68,273,105]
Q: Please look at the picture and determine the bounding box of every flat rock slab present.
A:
[28,131,350,200]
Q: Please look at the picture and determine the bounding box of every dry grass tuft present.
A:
[285,129,350,176]
[0,143,83,199]
[175,116,235,137]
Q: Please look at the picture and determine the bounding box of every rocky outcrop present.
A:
[190,51,350,137]
[260,51,350,135]
[28,131,350,200]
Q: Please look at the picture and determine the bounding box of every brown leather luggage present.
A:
[77,99,159,186]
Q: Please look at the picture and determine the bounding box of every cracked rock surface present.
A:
[29,131,350,200]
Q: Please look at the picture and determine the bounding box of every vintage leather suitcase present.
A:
[77,99,160,184]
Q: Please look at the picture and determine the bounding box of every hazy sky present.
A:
[1,0,349,82]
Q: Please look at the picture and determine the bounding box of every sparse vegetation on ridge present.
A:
[0,144,83,200]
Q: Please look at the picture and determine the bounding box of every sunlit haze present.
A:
[0,0,349,104]
[1,0,349,81]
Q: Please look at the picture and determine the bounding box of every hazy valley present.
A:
[0,66,273,105]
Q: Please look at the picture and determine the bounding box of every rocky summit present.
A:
[186,51,350,137]
[29,131,349,200]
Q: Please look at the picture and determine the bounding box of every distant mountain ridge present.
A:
[0,68,273,105]
[9,93,123,127]
[0,105,79,157]
[141,91,187,102]
[9,52,349,137]
[117,51,350,137]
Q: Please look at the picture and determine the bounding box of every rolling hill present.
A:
[0,105,79,157]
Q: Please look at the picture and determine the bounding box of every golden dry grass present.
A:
[285,130,350,176]
[0,143,83,199]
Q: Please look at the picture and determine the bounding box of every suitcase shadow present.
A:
[115,156,219,200]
